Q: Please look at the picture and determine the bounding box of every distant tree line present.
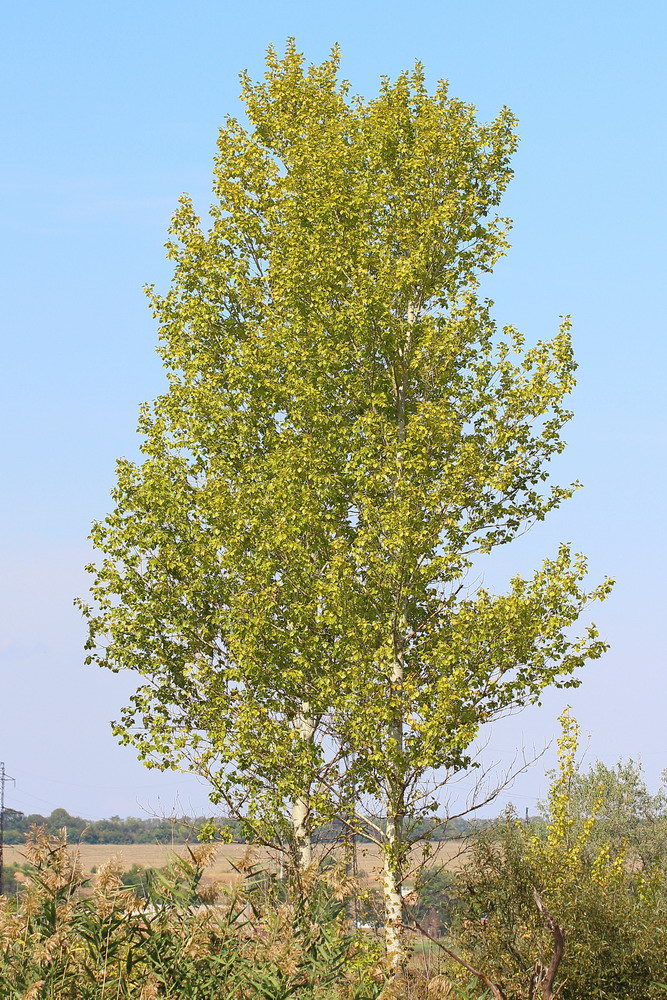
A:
[1,807,474,845]
[0,808,242,844]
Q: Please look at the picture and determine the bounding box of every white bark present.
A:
[381,303,413,968]
[383,643,407,967]
[291,704,316,868]
[383,807,405,969]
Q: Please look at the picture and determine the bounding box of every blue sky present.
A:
[1,0,665,820]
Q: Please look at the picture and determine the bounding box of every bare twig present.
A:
[401,915,508,1000]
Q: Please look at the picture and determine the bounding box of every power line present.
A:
[0,762,16,895]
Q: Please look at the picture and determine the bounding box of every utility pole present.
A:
[0,762,15,895]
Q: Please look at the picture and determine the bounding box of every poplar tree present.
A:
[80,42,612,966]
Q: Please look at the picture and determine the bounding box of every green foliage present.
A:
[80,36,610,814]
[2,809,476,854]
[411,866,458,932]
[118,863,161,898]
[565,758,667,872]
[78,39,612,960]
[0,863,24,897]
[450,711,667,999]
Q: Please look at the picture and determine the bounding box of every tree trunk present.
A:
[384,563,407,966]
[291,704,315,868]
[381,301,414,969]
[383,644,407,969]
[383,797,406,970]
[384,588,407,967]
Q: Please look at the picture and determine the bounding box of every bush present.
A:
[0,862,24,897]
[448,710,667,999]
[118,863,164,899]
[411,867,458,937]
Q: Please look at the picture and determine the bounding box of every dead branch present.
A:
[530,889,565,1000]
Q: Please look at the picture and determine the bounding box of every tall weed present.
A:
[0,828,386,999]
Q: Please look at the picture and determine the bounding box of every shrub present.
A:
[448,710,667,999]
[411,867,458,938]
[0,863,24,897]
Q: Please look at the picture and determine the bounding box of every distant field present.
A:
[4,839,467,886]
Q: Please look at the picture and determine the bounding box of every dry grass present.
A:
[4,838,467,887]
[0,828,391,999]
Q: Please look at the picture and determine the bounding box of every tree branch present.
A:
[532,889,565,1000]
[401,914,508,1000]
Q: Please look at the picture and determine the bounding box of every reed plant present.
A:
[0,827,388,1000]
